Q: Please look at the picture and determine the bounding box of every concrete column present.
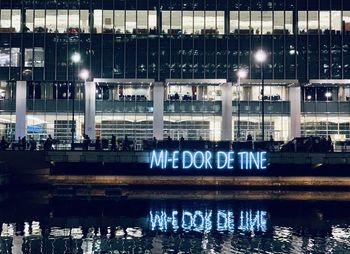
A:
[289,86,301,138]
[221,82,233,141]
[84,82,96,140]
[153,82,164,140]
[15,81,26,138]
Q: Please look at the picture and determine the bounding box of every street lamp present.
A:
[254,49,267,141]
[70,52,81,150]
[236,68,248,141]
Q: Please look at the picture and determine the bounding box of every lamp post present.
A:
[70,52,81,150]
[236,68,248,141]
[254,49,267,141]
[79,69,90,138]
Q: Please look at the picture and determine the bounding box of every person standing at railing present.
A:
[95,136,101,151]
[0,136,8,151]
[111,135,117,151]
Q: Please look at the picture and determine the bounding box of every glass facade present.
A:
[0,0,349,144]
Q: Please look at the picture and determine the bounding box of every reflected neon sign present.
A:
[149,208,267,233]
[150,150,267,170]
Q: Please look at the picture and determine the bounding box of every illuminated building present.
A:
[0,0,349,144]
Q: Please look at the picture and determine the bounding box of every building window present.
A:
[0,10,20,33]
[262,11,273,34]
[298,11,307,34]
[0,48,20,67]
[308,11,319,33]
[194,11,204,35]
[230,11,239,34]
[46,10,57,33]
[57,10,68,33]
[25,48,44,67]
[103,10,114,33]
[331,11,341,33]
[183,11,193,34]
[34,10,46,33]
[115,11,125,34]
[125,11,136,34]
[320,11,330,33]
[251,11,261,34]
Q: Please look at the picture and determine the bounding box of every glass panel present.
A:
[125,11,136,34]
[171,11,182,30]
[285,11,293,34]
[25,10,34,32]
[331,11,341,32]
[12,10,21,32]
[194,11,204,34]
[298,11,307,34]
[251,11,261,34]
[320,11,330,33]
[34,10,46,32]
[183,11,193,34]
[308,11,319,32]
[114,10,125,34]
[0,10,12,32]
[137,11,148,34]
[11,48,20,67]
[162,11,170,34]
[46,10,56,33]
[217,11,225,34]
[274,11,284,32]
[57,10,68,33]
[103,10,114,33]
[240,11,250,32]
[0,48,11,66]
[343,11,350,33]
[80,10,89,33]
[25,48,33,67]
[149,10,157,32]
[205,11,216,31]
[262,11,272,34]
[69,10,80,32]
[94,10,102,33]
[230,11,239,33]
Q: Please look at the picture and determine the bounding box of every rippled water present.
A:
[0,192,350,253]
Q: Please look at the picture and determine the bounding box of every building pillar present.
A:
[221,82,233,141]
[84,82,96,140]
[15,81,26,138]
[289,86,301,138]
[153,82,164,140]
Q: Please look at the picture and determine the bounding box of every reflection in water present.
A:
[149,209,267,233]
[0,197,350,253]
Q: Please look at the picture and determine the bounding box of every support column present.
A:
[289,86,301,138]
[221,82,233,141]
[153,82,164,140]
[84,82,96,140]
[15,81,26,138]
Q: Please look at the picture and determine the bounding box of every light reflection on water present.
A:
[0,197,350,253]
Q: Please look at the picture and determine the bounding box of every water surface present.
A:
[0,191,350,253]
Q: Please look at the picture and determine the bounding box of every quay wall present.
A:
[0,151,350,188]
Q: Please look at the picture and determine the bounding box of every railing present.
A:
[302,102,350,113]
[233,101,290,115]
[27,100,85,112]
[164,101,222,114]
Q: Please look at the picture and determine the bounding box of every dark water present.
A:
[1,192,350,253]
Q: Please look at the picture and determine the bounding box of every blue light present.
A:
[182,151,193,169]
[150,150,164,169]
[172,151,179,169]
[238,152,249,170]
[217,151,228,169]
[193,151,205,169]
[260,151,267,169]
[227,152,235,169]
[150,150,268,170]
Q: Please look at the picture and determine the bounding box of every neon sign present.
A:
[150,150,267,170]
